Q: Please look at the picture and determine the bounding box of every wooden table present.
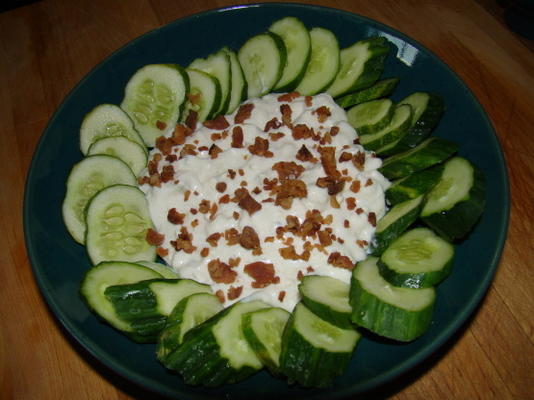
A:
[1,1,532,398]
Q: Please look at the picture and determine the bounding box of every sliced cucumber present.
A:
[164,300,269,386]
[80,261,162,338]
[299,275,353,329]
[105,278,211,341]
[121,64,189,147]
[87,136,148,176]
[378,228,455,288]
[79,104,145,155]
[347,98,394,136]
[295,27,340,95]
[336,78,399,108]
[269,16,311,92]
[378,137,458,179]
[242,307,291,374]
[386,164,445,205]
[62,155,136,244]
[371,195,424,256]
[421,157,486,241]
[135,260,179,279]
[182,68,221,123]
[279,303,360,388]
[327,36,390,98]
[189,49,232,115]
[157,293,223,362]
[222,47,247,114]
[85,184,156,265]
[238,32,286,98]
[350,257,436,342]
[359,104,412,151]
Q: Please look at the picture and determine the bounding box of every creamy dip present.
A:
[140,92,389,311]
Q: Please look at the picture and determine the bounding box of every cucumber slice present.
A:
[359,104,412,151]
[327,36,390,98]
[269,16,311,92]
[221,47,247,114]
[87,136,148,176]
[238,32,286,99]
[350,257,436,341]
[347,98,394,136]
[80,261,162,337]
[189,49,232,115]
[378,137,459,179]
[157,293,223,362]
[85,184,156,265]
[62,155,136,244]
[79,104,145,155]
[242,307,291,374]
[182,68,222,123]
[371,195,425,256]
[378,227,455,288]
[279,303,360,388]
[164,300,269,386]
[299,275,353,329]
[135,260,179,279]
[295,27,340,95]
[421,157,486,241]
[105,278,211,341]
[121,64,189,147]
[386,164,445,205]
[336,78,400,108]
[387,92,445,153]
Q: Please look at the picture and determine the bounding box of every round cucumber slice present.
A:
[347,98,394,136]
[62,155,136,244]
[87,136,148,176]
[85,184,156,265]
[182,68,221,123]
[222,47,247,114]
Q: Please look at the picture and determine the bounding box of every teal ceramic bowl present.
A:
[23,3,509,399]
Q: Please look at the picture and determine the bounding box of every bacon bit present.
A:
[305,96,313,107]
[277,92,300,102]
[265,236,275,243]
[307,266,315,273]
[330,126,340,136]
[215,289,225,303]
[224,228,240,245]
[296,144,316,162]
[244,261,279,288]
[300,214,321,238]
[356,239,369,248]
[227,169,237,179]
[292,123,313,140]
[234,103,254,124]
[137,176,150,185]
[368,212,377,227]
[263,177,278,191]
[187,92,201,105]
[316,177,345,195]
[272,161,305,180]
[339,152,353,163]
[352,151,366,171]
[207,232,221,247]
[269,132,285,141]
[239,226,261,252]
[203,115,229,130]
[211,133,222,142]
[208,258,237,284]
[272,179,307,209]
[330,195,341,209]
[190,208,198,215]
[264,117,282,132]
[239,181,247,187]
[279,245,300,260]
[328,252,354,270]
[320,132,333,145]
[237,191,262,215]
[198,199,211,214]
[233,187,249,202]
[229,125,244,148]
[346,197,357,211]
[171,227,197,253]
[167,208,185,224]
[149,174,161,187]
[180,144,198,157]
[297,270,304,281]
[155,136,174,156]
[156,246,168,257]
[280,104,292,127]
[365,178,373,187]
[209,203,218,220]
[318,230,333,247]
[355,207,364,215]
[278,291,286,302]
[227,286,243,300]
[184,190,191,202]
[209,144,222,159]
[324,214,333,225]
[318,146,340,178]
[344,219,350,228]
[285,215,300,234]
[314,106,331,123]
[229,257,241,268]
[165,154,178,163]
[219,194,230,204]
[248,136,273,157]
[200,247,209,257]
[232,211,240,220]
[353,137,361,145]
[238,169,244,176]
[350,180,361,193]
[160,165,174,183]
[197,146,209,152]
[215,182,227,193]
[337,238,345,244]
[252,186,262,195]
[145,228,164,246]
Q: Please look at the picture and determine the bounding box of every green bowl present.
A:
[23,3,509,399]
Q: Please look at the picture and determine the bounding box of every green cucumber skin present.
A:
[388,93,444,153]
[378,257,453,289]
[422,164,486,242]
[349,274,435,342]
[386,164,445,205]
[336,78,399,109]
[350,100,394,137]
[279,311,354,388]
[359,104,412,152]
[370,197,424,256]
[378,137,459,180]
[299,294,353,329]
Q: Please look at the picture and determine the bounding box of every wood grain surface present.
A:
[1,1,532,399]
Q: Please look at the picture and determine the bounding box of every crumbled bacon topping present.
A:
[314,106,331,123]
[244,262,280,288]
[352,151,366,171]
[167,208,185,224]
[327,252,354,270]
[231,126,244,148]
[156,246,168,257]
[264,117,282,132]
[277,92,300,102]
[203,115,229,130]
[160,165,174,183]
[280,104,292,127]
[272,179,307,209]
[227,285,243,300]
[292,124,313,140]
[316,176,345,195]
[318,146,340,178]
[296,144,316,162]
[234,103,254,124]
[198,199,211,214]
[156,120,167,130]
[278,291,286,302]
[184,110,198,130]
[239,226,261,253]
[145,228,164,246]
[368,212,377,227]
[170,226,196,254]
[350,180,361,193]
[269,132,285,141]
[207,232,222,247]
[215,182,227,193]
[208,258,237,284]
[365,178,373,187]
[180,144,198,157]
[215,289,225,303]
[346,197,356,211]
[339,151,352,162]
[272,161,305,180]
[238,191,262,215]
[304,96,313,107]
[209,144,222,159]
[248,137,273,157]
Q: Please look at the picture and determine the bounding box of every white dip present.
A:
[140,92,389,311]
